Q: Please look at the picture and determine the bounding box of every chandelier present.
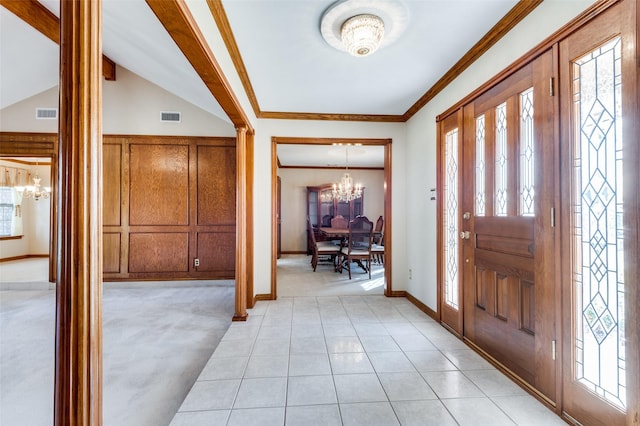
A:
[333,145,362,202]
[18,164,51,201]
[341,14,385,57]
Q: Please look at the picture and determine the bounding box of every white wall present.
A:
[278,168,384,252]
[403,0,596,310]
[251,119,408,296]
[0,65,236,136]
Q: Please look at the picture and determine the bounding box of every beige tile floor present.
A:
[171,256,565,426]
[1,256,566,425]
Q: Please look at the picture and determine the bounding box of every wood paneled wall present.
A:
[103,135,236,280]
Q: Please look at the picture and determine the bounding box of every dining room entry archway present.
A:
[270,137,393,300]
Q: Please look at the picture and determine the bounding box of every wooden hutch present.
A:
[306,184,364,254]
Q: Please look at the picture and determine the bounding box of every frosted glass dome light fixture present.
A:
[320,0,408,58]
[341,14,385,57]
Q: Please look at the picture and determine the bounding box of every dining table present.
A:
[318,227,382,239]
[318,227,382,274]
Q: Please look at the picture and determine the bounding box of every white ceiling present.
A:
[222,0,518,116]
[0,0,522,167]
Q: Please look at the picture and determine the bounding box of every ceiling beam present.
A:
[0,0,116,81]
[145,0,253,132]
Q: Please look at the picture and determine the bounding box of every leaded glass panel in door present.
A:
[444,129,459,309]
[571,36,625,410]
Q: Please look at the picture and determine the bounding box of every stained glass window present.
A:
[475,115,486,216]
[572,36,625,409]
[444,129,459,309]
[520,88,535,216]
[495,102,508,216]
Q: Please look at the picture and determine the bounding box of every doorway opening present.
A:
[271,137,392,299]
[0,156,54,284]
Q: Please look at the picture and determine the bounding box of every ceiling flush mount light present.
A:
[341,14,385,57]
[321,0,409,57]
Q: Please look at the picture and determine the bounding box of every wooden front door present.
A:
[461,50,558,401]
[558,1,637,424]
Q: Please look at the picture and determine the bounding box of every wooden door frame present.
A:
[270,136,393,300]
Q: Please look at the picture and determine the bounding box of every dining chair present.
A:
[330,215,348,229]
[338,216,374,279]
[371,215,384,265]
[307,217,340,271]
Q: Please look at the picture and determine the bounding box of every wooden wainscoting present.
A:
[103,135,236,281]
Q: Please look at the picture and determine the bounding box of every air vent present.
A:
[160,111,181,123]
[35,108,58,119]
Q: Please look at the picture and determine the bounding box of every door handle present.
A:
[459,231,470,240]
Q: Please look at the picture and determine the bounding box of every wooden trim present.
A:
[0,158,51,166]
[277,165,384,171]
[0,132,58,155]
[437,0,620,122]
[382,140,392,296]
[405,0,542,121]
[145,0,253,132]
[435,112,445,322]
[0,235,23,242]
[464,338,557,409]
[272,136,393,298]
[405,291,439,322]
[260,111,405,122]
[0,253,49,262]
[245,132,254,309]
[206,0,261,119]
[255,293,275,302]
[629,3,639,425]
[270,138,278,299]
[233,127,248,321]
[0,0,116,80]
[273,137,390,146]
[55,0,103,423]
[102,277,231,283]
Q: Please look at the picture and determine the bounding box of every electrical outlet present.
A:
[409,269,412,279]
[194,258,200,267]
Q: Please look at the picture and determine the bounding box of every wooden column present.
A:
[245,131,255,309]
[233,126,248,321]
[55,0,103,424]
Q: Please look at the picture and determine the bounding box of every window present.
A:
[0,187,14,236]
